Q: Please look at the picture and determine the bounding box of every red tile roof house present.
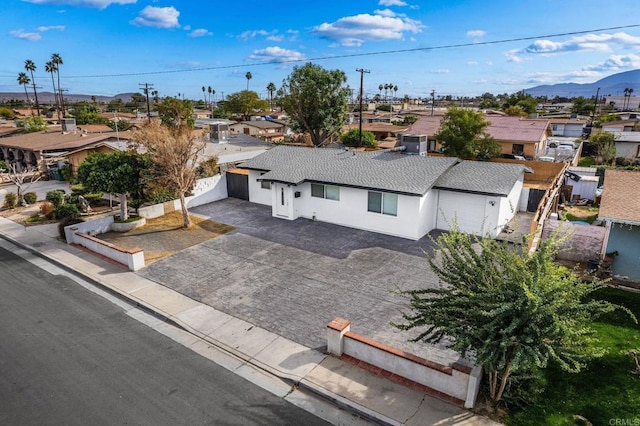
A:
[405,115,552,159]
[598,169,640,282]
[239,145,531,239]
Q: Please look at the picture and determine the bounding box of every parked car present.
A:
[559,141,576,150]
[537,156,555,162]
[501,153,526,160]
[557,145,574,154]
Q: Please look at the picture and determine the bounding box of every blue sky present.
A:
[1,0,639,101]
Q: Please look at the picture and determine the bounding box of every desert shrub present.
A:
[58,216,83,240]
[197,156,219,177]
[23,192,37,204]
[70,183,85,194]
[146,187,178,204]
[40,201,55,219]
[3,192,17,209]
[54,203,80,220]
[45,190,65,207]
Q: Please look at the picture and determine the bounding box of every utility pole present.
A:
[356,68,370,146]
[139,83,154,123]
[430,89,436,116]
[593,87,601,121]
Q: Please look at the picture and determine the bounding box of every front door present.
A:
[275,184,289,218]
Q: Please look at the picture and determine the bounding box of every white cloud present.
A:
[10,24,65,41]
[239,29,273,40]
[466,30,486,38]
[247,46,306,63]
[379,0,407,6]
[584,53,640,72]
[22,0,136,9]
[9,29,41,41]
[467,60,478,66]
[374,8,397,18]
[314,10,424,46]
[131,6,180,29]
[267,35,283,42]
[507,31,640,61]
[188,28,211,38]
[431,69,450,74]
[37,25,65,32]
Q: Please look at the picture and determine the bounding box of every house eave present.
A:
[600,217,640,227]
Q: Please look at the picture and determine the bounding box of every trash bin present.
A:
[587,259,599,273]
[56,169,64,181]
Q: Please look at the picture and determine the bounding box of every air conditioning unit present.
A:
[61,118,77,133]
[400,134,428,154]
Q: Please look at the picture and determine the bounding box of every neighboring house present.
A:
[603,96,640,112]
[610,132,640,160]
[0,129,131,172]
[345,122,409,142]
[229,120,285,142]
[65,140,132,174]
[238,146,530,240]
[405,115,551,158]
[547,118,586,138]
[598,169,640,282]
[601,119,639,133]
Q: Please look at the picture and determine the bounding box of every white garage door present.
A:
[436,191,487,235]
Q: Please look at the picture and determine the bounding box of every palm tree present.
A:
[207,86,212,106]
[17,72,32,115]
[45,61,59,120]
[629,88,635,110]
[51,53,64,116]
[378,84,383,99]
[266,82,276,111]
[202,86,206,106]
[245,71,252,91]
[383,84,390,102]
[393,85,398,101]
[24,60,40,116]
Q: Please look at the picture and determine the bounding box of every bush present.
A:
[58,216,83,240]
[45,190,65,207]
[3,192,17,209]
[340,128,377,148]
[70,183,85,194]
[23,192,37,204]
[83,192,104,205]
[54,203,80,220]
[578,156,596,167]
[60,163,74,182]
[40,201,55,219]
[376,104,392,112]
[197,156,219,178]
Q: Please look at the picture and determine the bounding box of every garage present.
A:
[436,190,487,235]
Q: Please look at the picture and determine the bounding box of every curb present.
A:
[0,231,391,425]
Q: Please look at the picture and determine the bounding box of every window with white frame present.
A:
[311,183,340,201]
[367,191,397,216]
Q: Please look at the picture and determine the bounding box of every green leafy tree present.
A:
[107,119,133,132]
[589,132,617,164]
[502,92,537,115]
[280,63,350,146]
[504,105,527,117]
[0,163,43,206]
[434,107,501,160]
[18,115,47,133]
[107,98,125,112]
[571,97,595,116]
[478,92,499,109]
[225,90,268,121]
[340,128,376,147]
[77,151,150,221]
[157,97,195,128]
[72,101,106,125]
[393,228,636,405]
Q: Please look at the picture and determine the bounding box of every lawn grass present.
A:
[505,287,640,425]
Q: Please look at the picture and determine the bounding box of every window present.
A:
[368,191,397,216]
[311,183,340,201]
[259,173,271,190]
[512,144,524,156]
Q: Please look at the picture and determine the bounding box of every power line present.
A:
[63,24,640,79]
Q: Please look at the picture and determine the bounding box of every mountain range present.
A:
[524,69,639,98]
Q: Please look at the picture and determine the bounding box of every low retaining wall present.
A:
[138,174,228,219]
[64,215,145,271]
[327,318,482,409]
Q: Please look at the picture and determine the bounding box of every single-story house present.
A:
[230,120,285,142]
[608,132,640,160]
[405,115,551,158]
[601,119,639,133]
[238,146,530,240]
[598,169,640,282]
[65,140,132,174]
[547,118,586,138]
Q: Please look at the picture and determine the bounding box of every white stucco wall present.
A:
[615,142,640,159]
[417,189,439,238]
[248,170,272,206]
[495,174,524,236]
[288,182,426,240]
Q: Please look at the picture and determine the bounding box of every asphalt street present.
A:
[0,244,330,426]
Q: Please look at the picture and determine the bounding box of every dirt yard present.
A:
[98,211,235,264]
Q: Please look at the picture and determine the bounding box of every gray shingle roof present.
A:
[239,146,459,196]
[434,160,532,196]
[239,146,529,197]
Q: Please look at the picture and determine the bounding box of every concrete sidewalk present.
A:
[0,217,497,426]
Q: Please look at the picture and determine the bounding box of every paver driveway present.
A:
[139,198,468,366]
